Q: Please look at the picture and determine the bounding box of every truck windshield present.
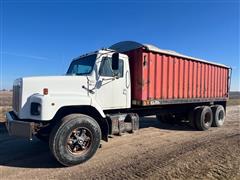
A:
[67,54,97,75]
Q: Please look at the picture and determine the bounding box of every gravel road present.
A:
[0,106,239,180]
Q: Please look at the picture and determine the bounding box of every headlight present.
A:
[30,103,41,115]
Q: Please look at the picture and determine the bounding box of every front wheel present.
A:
[49,114,101,166]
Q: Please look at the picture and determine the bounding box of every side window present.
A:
[99,57,124,77]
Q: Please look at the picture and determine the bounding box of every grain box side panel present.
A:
[200,63,203,98]
[142,52,150,100]
[162,55,168,99]
[210,66,214,98]
[220,67,224,97]
[218,67,221,97]
[212,66,215,98]
[216,67,219,97]
[128,49,144,101]
[218,68,221,97]
[202,64,205,98]
[227,68,230,97]
[221,68,224,97]
[179,58,184,98]
[217,66,220,97]
[128,48,229,104]
[204,64,208,98]
[148,52,156,99]
[188,60,193,98]
[155,54,162,99]
[225,68,228,97]
[214,66,218,97]
[168,56,174,99]
[183,59,189,98]
[197,62,201,98]
[222,68,226,97]
[214,66,218,98]
[207,64,211,98]
[223,68,226,97]
[205,64,208,98]
[173,57,179,99]
[223,68,227,97]
[193,61,197,98]
[219,67,222,97]
[222,68,225,97]
[223,68,228,97]
[202,63,207,98]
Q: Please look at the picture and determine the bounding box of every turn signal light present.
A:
[43,88,48,95]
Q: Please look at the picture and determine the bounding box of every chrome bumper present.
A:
[5,111,35,140]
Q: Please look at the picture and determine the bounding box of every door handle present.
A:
[126,71,130,88]
[123,89,127,95]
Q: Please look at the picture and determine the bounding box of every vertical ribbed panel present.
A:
[125,48,229,102]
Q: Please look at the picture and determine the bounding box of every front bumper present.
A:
[5,111,35,140]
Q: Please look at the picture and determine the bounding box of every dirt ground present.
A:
[0,105,239,180]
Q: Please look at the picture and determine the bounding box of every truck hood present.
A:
[19,75,89,107]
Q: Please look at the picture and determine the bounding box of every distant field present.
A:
[229,91,240,99]
[0,106,11,122]
[0,91,12,106]
[0,91,239,122]
[0,91,12,122]
[227,98,240,106]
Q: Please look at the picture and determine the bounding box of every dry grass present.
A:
[0,91,12,122]
[227,98,240,106]
[0,91,12,106]
[0,106,11,122]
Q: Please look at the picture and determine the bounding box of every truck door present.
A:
[95,55,128,109]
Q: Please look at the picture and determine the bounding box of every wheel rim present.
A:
[204,112,211,127]
[66,127,93,155]
[218,110,224,121]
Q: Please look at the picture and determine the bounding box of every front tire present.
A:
[49,114,101,166]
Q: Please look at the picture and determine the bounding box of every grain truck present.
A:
[6,41,231,166]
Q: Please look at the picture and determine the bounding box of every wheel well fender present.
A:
[52,105,109,142]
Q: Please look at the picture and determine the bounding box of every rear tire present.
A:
[211,105,225,127]
[49,114,101,166]
[195,106,213,131]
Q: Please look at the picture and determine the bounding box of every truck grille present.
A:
[12,85,21,113]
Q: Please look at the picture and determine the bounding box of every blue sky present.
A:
[0,0,239,90]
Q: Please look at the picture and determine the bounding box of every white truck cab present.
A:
[11,49,131,121]
[6,49,137,166]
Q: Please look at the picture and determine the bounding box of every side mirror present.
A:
[112,53,119,70]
